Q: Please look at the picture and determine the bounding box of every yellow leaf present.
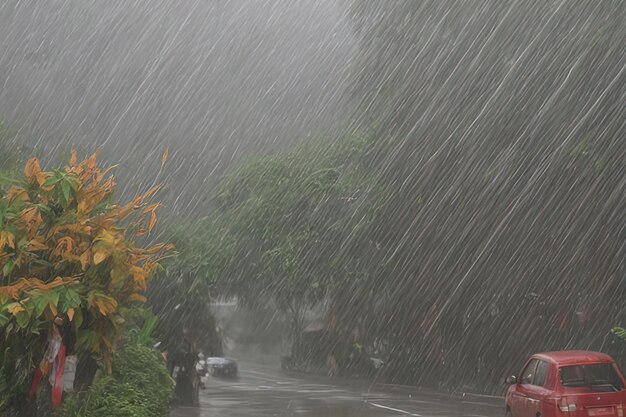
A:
[6,302,25,315]
[67,308,75,322]
[94,251,108,265]
[24,158,41,183]
[161,147,169,168]
[95,229,120,246]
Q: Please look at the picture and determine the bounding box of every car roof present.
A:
[532,350,614,366]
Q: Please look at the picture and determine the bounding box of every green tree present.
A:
[0,152,170,414]
[145,219,230,406]
[212,133,382,353]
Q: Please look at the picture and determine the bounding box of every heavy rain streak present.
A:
[0,1,624,417]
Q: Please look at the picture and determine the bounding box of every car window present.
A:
[559,363,624,390]
[521,359,539,384]
[534,360,549,387]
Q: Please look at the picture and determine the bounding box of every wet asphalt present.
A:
[170,362,503,417]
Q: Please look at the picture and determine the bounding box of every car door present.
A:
[518,360,551,417]
[511,359,539,417]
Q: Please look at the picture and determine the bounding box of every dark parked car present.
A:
[206,357,238,378]
[505,351,626,417]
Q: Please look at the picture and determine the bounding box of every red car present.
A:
[505,351,626,417]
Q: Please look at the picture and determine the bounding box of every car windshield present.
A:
[559,363,624,391]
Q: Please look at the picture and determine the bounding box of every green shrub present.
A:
[62,342,173,417]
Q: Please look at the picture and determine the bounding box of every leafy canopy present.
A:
[0,151,172,371]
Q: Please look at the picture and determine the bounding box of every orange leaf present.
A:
[0,231,15,250]
[27,239,48,251]
[24,158,41,183]
[51,236,74,259]
[36,171,51,187]
[136,185,162,206]
[87,151,99,170]
[149,209,158,233]
[0,285,20,300]
[161,147,169,168]
[131,266,147,292]
[141,203,160,215]
[20,206,43,236]
[67,308,75,322]
[69,149,78,167]
[128,293,147,303]
[6,187,29,203]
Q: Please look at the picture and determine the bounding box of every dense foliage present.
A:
[212,134,381,341]
[61,337,173,417]
[147,221,227,356]
[0,152,171,414]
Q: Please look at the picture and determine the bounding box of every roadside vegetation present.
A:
[0,147,172,416]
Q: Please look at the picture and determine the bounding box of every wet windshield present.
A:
[560,364,624,391]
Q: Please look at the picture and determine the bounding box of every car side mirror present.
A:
[505,375,518,385]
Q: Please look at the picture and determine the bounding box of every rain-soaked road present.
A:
[170,362,502,417]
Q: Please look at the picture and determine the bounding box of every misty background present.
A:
[0,0,355,216]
